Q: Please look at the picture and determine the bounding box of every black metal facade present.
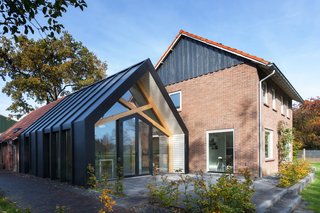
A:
[19,59,188,185]
[157,36,246,86]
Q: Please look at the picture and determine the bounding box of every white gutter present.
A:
[259,68,275,178]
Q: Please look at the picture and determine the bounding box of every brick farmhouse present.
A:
[156,30,303,176]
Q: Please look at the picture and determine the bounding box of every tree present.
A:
[0,32,107,118]
[0,0,87,38]
[293,97,320,149]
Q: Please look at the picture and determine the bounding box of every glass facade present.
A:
[122,118,136,176]
[94,84,169,179]
[208,131,233,172]
[95,121,117,179]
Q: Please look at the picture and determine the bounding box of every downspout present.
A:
[259,68,275,178]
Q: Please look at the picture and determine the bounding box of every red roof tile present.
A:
[0,98,63,143]
[155,30,270,68]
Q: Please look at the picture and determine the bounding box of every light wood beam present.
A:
[136,81,172,135]
[95,104,152,127]
[118,98,172,136]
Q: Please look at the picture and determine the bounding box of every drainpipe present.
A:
[259,68,275,178]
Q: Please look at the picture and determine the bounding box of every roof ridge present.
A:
[156,30,270,68]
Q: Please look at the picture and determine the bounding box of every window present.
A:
[207,130,234,173]
[262,82,268,105]
[280,96,284,115]
[169,91,182,110]
[286,100,290,118]
[272,89,276,110]
[265,129,273,160]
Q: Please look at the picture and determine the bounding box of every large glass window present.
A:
[94,83,169,179]
[152,127,168,173]
[169,91,181,110]
[208,131,233,172]
[95,121,116,179]
[122,118,136,176]
[139,119,150,174]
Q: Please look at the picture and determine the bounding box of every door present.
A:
[119,116,152,176]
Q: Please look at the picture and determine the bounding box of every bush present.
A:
[99,189,116,213]
[87,163,97,188]
[192,169,255,213]
[147,168,255,213]
[278,160,311,187]
[147,174,180,208]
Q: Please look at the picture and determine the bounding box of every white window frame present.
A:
[169,91,182,111]
[262,82,268,105]
[206,129,235,172]
[272,89,276,110]
[265,129,273,160]
[280,96,284,115]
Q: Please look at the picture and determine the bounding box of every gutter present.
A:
[259,67,275,178]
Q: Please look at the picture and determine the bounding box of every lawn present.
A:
[301,162,320,213]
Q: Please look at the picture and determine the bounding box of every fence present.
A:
[298,149,320,162]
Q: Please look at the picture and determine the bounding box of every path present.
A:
[0,170,127,213]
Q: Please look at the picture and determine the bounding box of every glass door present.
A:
[208,131,233,172]
[120,116,152,176]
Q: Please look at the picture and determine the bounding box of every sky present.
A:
[1,0,320,118]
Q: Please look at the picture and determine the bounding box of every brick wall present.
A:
[165,64,261,176]
[261,79,293,175]
[165,63,293,177]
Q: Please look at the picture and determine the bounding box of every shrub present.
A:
[99,189,116,213]
[87,163,97,188]
[113,166,125,196]
[147,168,255,213]
[278,160,311,187]
[147,173,180,208]
[192,169,255,213]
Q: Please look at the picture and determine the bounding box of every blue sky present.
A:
[1,0,320,118]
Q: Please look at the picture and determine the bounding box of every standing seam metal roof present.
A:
[22,60,145,136]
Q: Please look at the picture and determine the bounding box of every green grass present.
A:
[301,162,320,213]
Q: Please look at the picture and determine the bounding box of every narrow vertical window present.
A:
[262,82,268,105]
[272,89,276,110]
[286,100,290,118]
[280,96,284,115]
[169,91,182,111]
[265,129,273,160]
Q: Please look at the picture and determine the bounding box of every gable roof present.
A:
[21,59,188,136]
[0,98,63,143]
[155,30,303,102]
[155,30,270,69]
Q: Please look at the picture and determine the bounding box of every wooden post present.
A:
[303,148,306,160]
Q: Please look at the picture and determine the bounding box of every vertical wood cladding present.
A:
[157,36,245,85]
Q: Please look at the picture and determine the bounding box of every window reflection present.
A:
[95,121,116,179]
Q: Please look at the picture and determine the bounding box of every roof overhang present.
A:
[259,63,304,103]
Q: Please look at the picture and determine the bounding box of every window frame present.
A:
[262,82,268,105]
[169,90,182,111]
[272,89,276,110]
[280,96,284,115]
[264,129,274,160]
